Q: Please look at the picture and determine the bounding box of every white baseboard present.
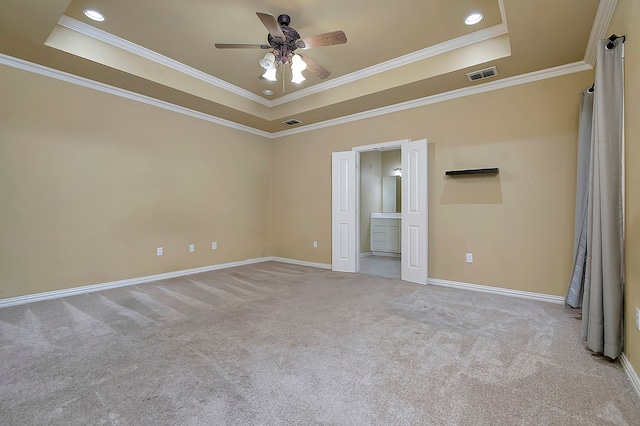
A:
[267,257,332,270]
[0,256,333,308]
[280,263,563,308]
[428,278,565,304]
[0,257,278,308]
[621,354,640,401]
[360,252,373,258]
[0,259,565,309]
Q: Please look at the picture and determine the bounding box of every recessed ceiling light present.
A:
[464,12,483,25]
[263,90,274,95]
[84,9,105,22]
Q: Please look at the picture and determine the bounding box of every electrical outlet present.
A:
[636,307,640,331]
[189,244,195,253]
[211,242,217,250]
[313,240,318,248]
[157,247,163,256]
[466,253,473,263]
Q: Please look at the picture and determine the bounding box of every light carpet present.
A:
[1,261,639,425]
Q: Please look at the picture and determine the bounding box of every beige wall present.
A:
[0,59,594,302]
[0,65,272,299]
[608,0,640,376]
[272,70,594,297]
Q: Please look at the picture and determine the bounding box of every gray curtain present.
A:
[565,88,593,308]
[580,38,625,359]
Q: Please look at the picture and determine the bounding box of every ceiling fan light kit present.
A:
[215,12,347,94]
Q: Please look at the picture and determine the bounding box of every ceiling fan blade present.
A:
[256,12,286,41]
[300,54,331,79]
[215,43,270,49]
[297,31,347,49]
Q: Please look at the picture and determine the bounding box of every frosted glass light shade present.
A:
[291,70,305,84]
[262,67,277,81]
[259,53,275,69]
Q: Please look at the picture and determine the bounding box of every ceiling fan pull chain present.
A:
[281,66,286,93]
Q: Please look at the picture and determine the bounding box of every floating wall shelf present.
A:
[445,168,499,176]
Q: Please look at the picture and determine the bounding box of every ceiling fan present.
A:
[215,12,347,89]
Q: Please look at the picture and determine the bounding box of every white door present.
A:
[331,151,357,272]
[401,139,428,284]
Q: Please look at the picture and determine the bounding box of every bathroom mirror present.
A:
[382,176,401,213]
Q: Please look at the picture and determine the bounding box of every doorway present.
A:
[331,139,428,285]
[359,147,402,279]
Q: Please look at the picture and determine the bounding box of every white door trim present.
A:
[352,139,410,153]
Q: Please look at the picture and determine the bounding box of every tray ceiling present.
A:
[0,0,602,133]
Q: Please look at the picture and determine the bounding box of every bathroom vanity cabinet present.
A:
[370,215,401,254]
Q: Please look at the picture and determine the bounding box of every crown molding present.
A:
[583,0,619,66]
[0,53,272,138]
[57,16,271,107]
[272,61,593,138]
[55,0,609,117]
[0,53,592,139]
[58,15,508,110]
[498,0,508,28]
[270,23,509,106]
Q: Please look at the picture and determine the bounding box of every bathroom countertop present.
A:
[371,213,401,219]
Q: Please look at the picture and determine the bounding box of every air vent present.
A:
[282,119,302,126]
[466,66,498,82]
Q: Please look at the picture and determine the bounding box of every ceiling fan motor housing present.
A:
[277,14,291,26]
[266,16,302,64]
